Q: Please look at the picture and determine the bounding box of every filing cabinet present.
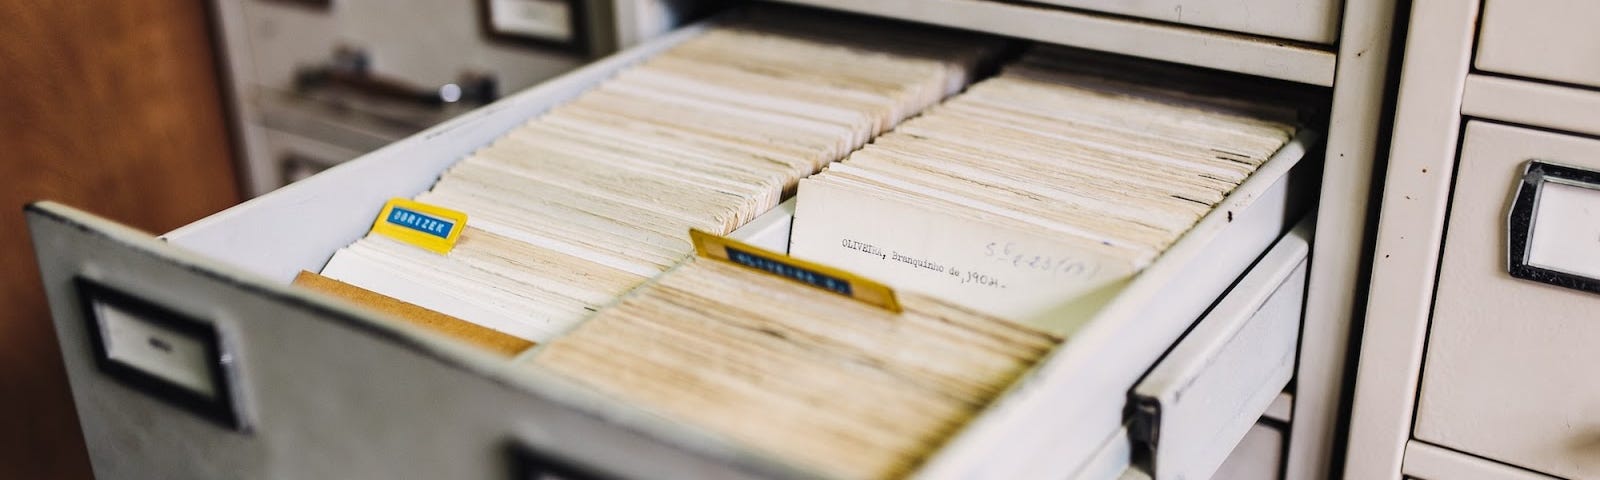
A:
[31,0,1407,478]
[210,0,707,196]
[1350,1,1600,478]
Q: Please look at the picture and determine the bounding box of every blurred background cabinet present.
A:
[211,0,710,196]
[1,1,708,477]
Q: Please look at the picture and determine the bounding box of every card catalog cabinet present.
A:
[1351,1,1600,478]
[30,0,1406,478]
[1418,122,1600,479]
[1475,0,1600,91]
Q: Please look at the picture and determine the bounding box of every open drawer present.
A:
[1063,218,1309,480]
[27,16,1321,480]
[1131,217,1309,480]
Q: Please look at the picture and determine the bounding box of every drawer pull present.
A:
[76,277,248,431]
[1507,160,1600,294]
[293,46,499,109]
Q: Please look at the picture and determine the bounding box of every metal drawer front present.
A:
[1130,218,1310,480]
[1417,121,1600,479]
[1477,0,1600,90]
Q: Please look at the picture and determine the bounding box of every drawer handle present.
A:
[1507,160,1600,295]
[76,277,249,431]
[293,46,499,109]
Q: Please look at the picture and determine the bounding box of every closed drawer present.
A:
[1131,219,1308,480]
[259,128,364,185]
[1021,0,1341,44]
[1403,441,1564,480]
[238,0,584,95]
[1416,121,1600,479]
[1477,0,1600,89]
[1087,417,1288,480]
[1213,421,1288,480]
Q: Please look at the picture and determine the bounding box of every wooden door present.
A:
[0,2,241,478]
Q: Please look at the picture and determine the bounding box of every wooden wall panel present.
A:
[0,1,241,478]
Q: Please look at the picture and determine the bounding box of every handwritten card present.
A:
[789,178,1140,335]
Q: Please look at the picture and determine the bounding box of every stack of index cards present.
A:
[317,10,1007,344]
[791,45,1308,333]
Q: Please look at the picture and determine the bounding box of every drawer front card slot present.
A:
[1507,160,1600,294]
[1419,121,1600,479]
[76,277,248,432]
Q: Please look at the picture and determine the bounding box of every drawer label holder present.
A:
[690,229,901,312]
[76,277,248,431]
[1508,160,1600,295]
[371,198,468,254]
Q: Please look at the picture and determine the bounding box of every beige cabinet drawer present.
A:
[1213,421,1287,480]
[1416,121,1600,479]
[1403,441,1565,480]
[1020,0,1341,44]
[1477,0,1600,89]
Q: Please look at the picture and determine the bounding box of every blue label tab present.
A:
[386,207,454,239]
[726,246,853,295]
[370,198,469,254]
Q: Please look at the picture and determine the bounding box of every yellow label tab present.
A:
[690,229,900,312]
[371,198,467,254]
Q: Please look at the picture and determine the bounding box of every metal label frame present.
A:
[1506,159,1600,294]
[76,277,248,431]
